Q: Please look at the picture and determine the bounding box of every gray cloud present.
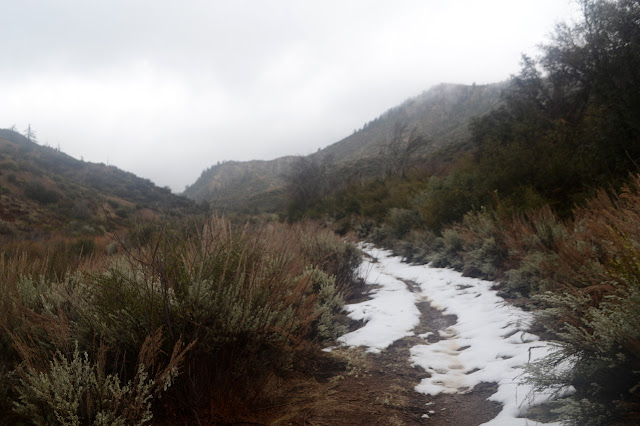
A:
[0,0,580,192]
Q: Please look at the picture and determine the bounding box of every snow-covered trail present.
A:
[336,244,565,425]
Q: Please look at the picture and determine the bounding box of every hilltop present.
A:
[183,156,298,213]
[0,129,195,238]
[311,82,505,165]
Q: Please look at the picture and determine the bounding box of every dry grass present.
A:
[0,215,363,424]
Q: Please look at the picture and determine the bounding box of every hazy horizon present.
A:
[0,0,581,192]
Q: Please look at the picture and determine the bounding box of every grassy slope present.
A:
[183,156,298,213]
[0,129,194,238]
[182,82,505,213]
[312,82,505,165]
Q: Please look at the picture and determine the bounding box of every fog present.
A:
[0,0,580,192]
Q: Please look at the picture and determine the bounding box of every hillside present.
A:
[183,82,505,212]
[183,156,298,213]
[312,82,505,165]
[288,1,640,423]
[2,1,639,425]
[0,129,195,238]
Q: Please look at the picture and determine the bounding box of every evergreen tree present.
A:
[23,124,36,142]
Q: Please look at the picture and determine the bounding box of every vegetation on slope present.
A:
[310,82,505,166]
[0,129,363,424]
[0,215,361,424]
[182,156,298,213]
[0,128,195,239]
[3,0,639,423]
[183,82,504,214]
[283,0,640,423]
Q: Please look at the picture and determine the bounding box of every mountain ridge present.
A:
[0,129,195,237]
[183,81,507,212]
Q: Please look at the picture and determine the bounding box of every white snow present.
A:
[336,244,571,426]
[337,256,421,353]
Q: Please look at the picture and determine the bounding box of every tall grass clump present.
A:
[296,221,362,298]
[525,177,640,424]
[0,215,362,423]
[363,174,640,423]
[76,217,360,417]
[498,206,567,297]
[13,332,191,426]
[448,209,508,280]
[0,249,192,424]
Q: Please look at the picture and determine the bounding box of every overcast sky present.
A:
[0,0,580,192]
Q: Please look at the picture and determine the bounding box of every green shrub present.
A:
[353,219,376,239]
[0,216,362,421]
[460,236,501,279]
[526,179,640,424]
[0,258,192,423]
[14,334,190,426]
[368,224,392,246]
[503,251,557,297]
[304,267,347,344]
[73,217,360,412]
[391,230,439,264]
[14,345,155,425]
[385,207,421,239]
[552,398,611,426]
[528,279,640,425]
[24,181,61,204]
[299,222,362,296]
[413,172,479,232]
[427,228,464,270]
[116,206,132,218]
[16,274,53,312]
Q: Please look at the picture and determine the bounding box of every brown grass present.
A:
[0,215,363,423]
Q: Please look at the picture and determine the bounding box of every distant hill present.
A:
[0,129,194,238]
[183,157,298,213]
[183,82,506,212]
[312,82,505,165]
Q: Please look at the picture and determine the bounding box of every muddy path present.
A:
[259,278,501,425]
[250,244,562,426]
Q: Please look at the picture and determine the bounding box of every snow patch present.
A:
[336,253,420,353]
[337,244,569,425]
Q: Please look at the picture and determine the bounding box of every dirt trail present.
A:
[260,279,501,425]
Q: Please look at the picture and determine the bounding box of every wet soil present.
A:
[254,279,502,425]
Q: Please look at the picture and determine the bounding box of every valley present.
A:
[1,1,640,424]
